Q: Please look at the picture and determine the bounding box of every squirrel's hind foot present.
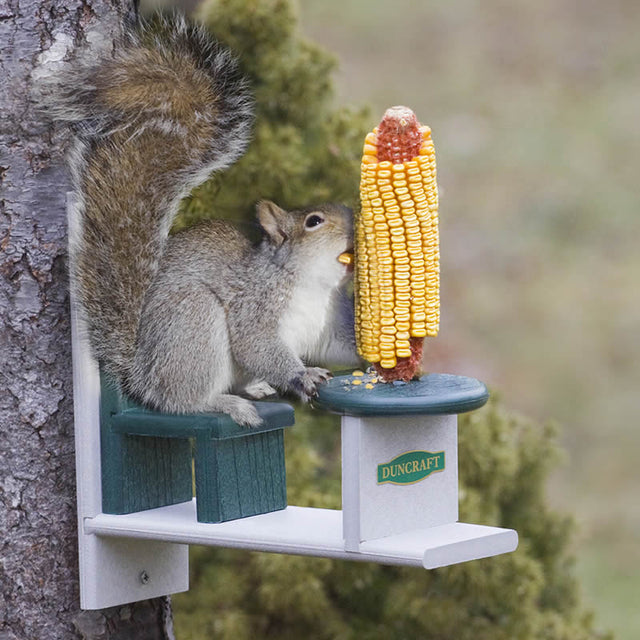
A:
[207,394,263,428]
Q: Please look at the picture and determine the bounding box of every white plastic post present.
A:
[342,414,458,550]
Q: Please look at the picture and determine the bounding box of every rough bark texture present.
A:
[0,1,174,638]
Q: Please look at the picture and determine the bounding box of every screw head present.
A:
[139,570,150,585]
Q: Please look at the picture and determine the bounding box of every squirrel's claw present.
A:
[306,366,333,384]
[289,367,332,402]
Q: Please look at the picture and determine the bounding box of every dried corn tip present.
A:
[377,106,422,164]
[355,105,440,382]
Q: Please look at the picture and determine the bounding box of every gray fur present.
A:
[131,206,358,426]
[43,15,358,425]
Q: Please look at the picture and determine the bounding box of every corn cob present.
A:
[355,106,439,382]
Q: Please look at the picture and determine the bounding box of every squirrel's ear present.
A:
[257,200,290,246]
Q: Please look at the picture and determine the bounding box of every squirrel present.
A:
[46,15,358,426]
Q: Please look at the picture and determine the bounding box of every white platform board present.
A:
[84,500,518,570]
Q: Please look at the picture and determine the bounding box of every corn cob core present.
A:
[376,106,423,164]
[355,106,440,382]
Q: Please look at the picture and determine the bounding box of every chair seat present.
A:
[110,401,294,439]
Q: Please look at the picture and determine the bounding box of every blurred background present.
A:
[144,1,639,638]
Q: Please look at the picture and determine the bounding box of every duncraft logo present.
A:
[377,450,445,485]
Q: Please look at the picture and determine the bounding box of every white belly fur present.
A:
[279,282,332,360]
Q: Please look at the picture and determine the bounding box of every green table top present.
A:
[315,372,489,417]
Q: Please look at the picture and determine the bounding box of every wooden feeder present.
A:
[72,297,517,609]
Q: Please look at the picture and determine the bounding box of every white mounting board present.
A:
[70,258,189,610]
[84,501,518,570]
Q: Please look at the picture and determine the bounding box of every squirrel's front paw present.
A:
[289,367,333,402]
[306,367,333,385]
[242,379,277,400]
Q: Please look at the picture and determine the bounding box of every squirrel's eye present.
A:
[304,214,325,229]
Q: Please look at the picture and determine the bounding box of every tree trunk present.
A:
[0,1,175,638]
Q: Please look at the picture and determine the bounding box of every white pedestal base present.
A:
[342,414,459,550]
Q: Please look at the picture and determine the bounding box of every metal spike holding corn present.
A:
[355,106,439,382]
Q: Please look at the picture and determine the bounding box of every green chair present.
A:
[99,373,294,523]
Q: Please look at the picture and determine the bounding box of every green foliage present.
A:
[173,0,368,230]
[171,1,609,637]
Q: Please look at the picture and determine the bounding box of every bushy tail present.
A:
[54,14,253,385]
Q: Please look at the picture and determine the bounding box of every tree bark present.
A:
[0,1,175,638]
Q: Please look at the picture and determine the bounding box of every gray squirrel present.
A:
[46,15,358,426]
